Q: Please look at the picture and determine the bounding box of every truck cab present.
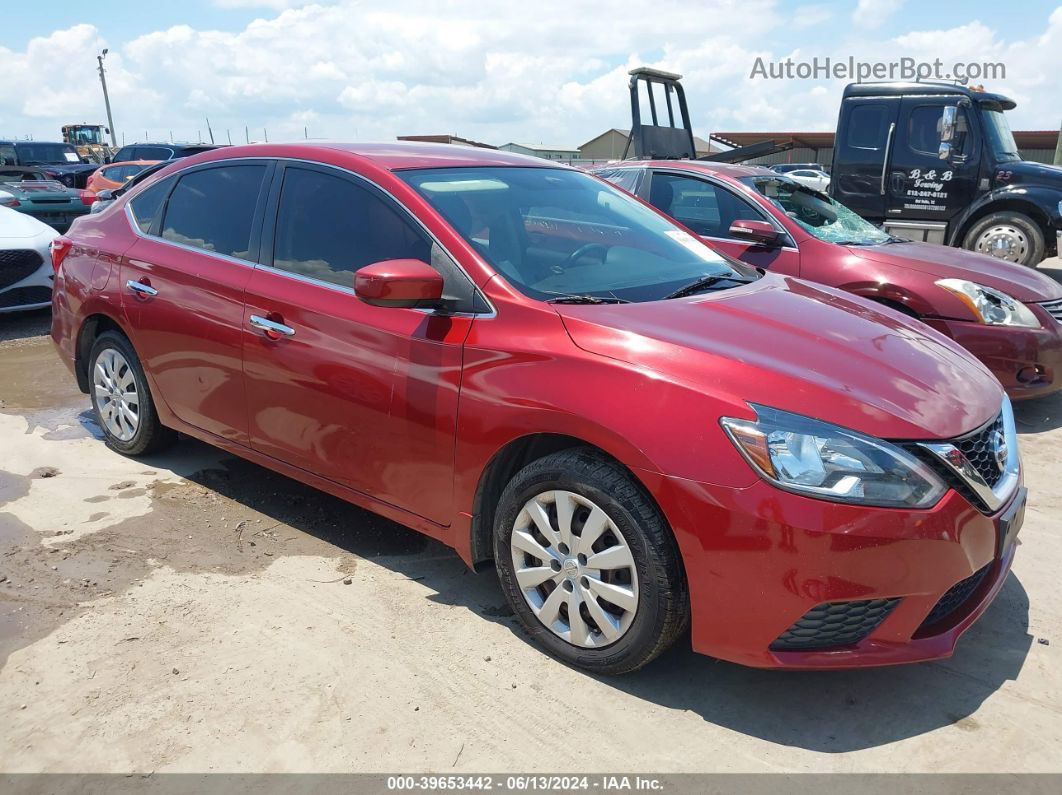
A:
[830,81,1062,266]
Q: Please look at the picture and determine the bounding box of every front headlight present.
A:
[721,405,946,509]
[936,279,1040,328]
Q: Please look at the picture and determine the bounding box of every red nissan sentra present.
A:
[594,161,1062,399]
[51,143,1025,673]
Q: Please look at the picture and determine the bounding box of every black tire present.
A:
[88,330,176,456]
[962,211,1045,267]
[493,448,688,674]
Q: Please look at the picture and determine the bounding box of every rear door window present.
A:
[160,165,266,259]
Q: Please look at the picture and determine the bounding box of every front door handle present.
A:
[249,314,295,338]
[126,279,158,297]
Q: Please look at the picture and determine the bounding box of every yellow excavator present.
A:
[61,123,114,164]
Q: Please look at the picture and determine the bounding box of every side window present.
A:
[128,178,172,234]
[113,146,135,162]
[847,104,888,149]
[908,105,970,157]
[649,174,768,239]
[608,169,643,194]
[161,165,266,259]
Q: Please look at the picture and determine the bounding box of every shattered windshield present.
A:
[742,176,891,246]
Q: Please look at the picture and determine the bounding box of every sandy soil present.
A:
[0,307,1060,774]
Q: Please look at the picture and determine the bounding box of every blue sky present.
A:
[3,1,1060,146]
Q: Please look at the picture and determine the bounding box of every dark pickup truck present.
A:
[831,81,1062,266]
[0,141,99,189]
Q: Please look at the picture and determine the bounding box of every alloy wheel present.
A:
[93,348,140,441]
[509,490,639,648]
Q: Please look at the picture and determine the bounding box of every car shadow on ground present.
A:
[131,434,1034,755]
[1014,388,1062,433]
[0,308,51,343]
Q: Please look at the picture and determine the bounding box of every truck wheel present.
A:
[963,212,1045,266]
[493,448,689,674]
[89,331,177,456]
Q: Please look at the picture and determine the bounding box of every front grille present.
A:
[0,284,52,309]
[918,564,990,632]
[955,414,1006,489]
[905,412,1006,512]
[1040,298,1062,323]
[770,598,900,651]
[0,248,44,289]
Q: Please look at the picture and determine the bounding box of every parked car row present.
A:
[49,142,1029,673]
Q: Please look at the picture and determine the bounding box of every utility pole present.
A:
[205,117,215,144]
[97,49,118,147]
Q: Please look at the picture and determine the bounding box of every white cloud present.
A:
[792,4,833,30]
[852,0,906,30]
[1,1,1059,149]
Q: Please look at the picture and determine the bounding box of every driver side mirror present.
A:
[729,219,779,246]
[96,189,115,202]
[354,259,444,309]
[938,105,958,160]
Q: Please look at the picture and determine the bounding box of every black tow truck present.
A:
[830,81,1062,266]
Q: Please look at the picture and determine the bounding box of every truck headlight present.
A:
[721,405,946,509]
[936,279,1040,328]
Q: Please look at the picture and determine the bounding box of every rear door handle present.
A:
[249,314,295,338]
[126,279,158,297]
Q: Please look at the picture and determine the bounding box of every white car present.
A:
[0,203,58,313]
[785,168,831,193]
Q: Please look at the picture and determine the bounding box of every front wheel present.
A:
[963,212,1045,266]
[493,448,688,674]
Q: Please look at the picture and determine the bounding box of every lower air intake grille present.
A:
[770,598,901,651]
[0,285,52,309]
[0,248,44,289]
[918,564,990,631]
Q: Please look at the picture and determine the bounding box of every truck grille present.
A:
[0,248,44,289]
[1039,298,1062,323]
[770,598,900,651]
[917,564,990,632]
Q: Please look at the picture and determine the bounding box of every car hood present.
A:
[849,240,1062,302]
[556,274,1002,441]
[1000,159,1062,191]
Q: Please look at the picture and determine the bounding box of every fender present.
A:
[947,184,1062,247]
[841,280,939,318]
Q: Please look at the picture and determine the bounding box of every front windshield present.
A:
[399,167,757,303]
[982,107,1019,163]
[15,143,81,165]
[743,176,891,246]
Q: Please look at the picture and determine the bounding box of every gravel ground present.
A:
[1,275,1061,774]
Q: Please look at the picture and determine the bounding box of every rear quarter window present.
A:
[128,179,172,234]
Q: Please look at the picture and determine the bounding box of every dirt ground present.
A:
[0,289,1061,774]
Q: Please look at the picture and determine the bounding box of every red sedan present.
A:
[51,143,1023,672]
[594,162,1062,399]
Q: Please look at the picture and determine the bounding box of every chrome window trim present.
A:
[917,396,1020,513]
[122,154,495,318]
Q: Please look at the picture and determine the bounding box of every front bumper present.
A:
[650,472,1024,669]
[924,312,1062,400]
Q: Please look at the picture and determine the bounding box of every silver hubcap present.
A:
[93,348,139,441]
[510,490,638,648]
[975,224,1029,264]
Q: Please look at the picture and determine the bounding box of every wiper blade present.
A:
[545,294,629,305]
[665,273,755,300]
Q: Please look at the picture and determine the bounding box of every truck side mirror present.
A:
[938,106,958,160]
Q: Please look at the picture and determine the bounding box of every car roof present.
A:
[598,160,777,179]
[104,160,162,167]
[165,141,565,172]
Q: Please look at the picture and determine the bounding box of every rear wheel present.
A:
[89,331,176,456]
[493,448,688,674]
[963,211,1045,266]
